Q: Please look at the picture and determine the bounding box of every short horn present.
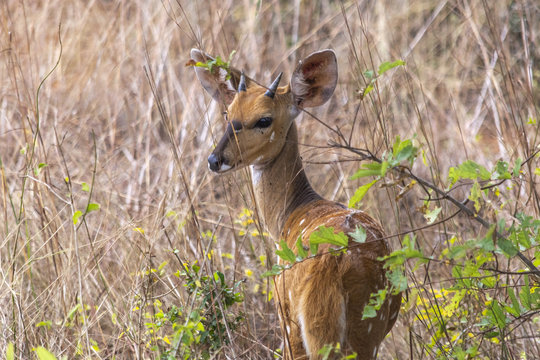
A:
[264,72,283,98]
[238,71,247,92]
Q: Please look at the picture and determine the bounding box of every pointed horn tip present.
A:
[238,71,247,92]
[264,72,283,98]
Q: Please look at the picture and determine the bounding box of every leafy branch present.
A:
[359,59,406,99]
[261,225,365,278]
[329,139,540,278]
[187,50,236,80]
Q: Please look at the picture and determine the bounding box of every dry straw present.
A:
[1,1,538,359]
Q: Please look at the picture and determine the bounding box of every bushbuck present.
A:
[191,48,401,360]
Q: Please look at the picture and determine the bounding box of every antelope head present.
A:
[191,49,338,173]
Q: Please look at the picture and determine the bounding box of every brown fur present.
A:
[191,48,401,359]
[277,201,401,359]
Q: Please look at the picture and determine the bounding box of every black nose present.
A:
[208,153,222,172]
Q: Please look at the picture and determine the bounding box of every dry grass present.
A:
[1,0,539,359]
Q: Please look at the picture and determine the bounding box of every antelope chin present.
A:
[208,162,234,174]
[218,163,232,172]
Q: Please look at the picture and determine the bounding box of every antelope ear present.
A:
[190,49,243,105]
[290,49,338,108]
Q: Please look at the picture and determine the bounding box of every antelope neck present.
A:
[250,122,322,239]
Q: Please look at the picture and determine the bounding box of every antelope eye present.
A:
[254,117,273,128]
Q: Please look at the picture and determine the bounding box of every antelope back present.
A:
[190,49,337,173]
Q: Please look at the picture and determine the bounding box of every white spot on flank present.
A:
[380,313,386,321]
[367,323,372,334]
[299,218,305,225]
[373,346,378,357]
[286,325,291,334]
[298,312,310,356]
[391,310,399,319]
[288,290,292,302]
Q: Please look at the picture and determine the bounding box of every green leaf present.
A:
[378,59,405,75]
[448,244,470,260]
[310,241,319,256]
[469,181,482,212]
[532,285,540,306]
[362,83,374,97]
[90,339,100,352]
[66,303,81,320]
[213,271,224,284]
[350,162,383,180]
[309,226,349,248]
[261,264,286,277]
[448,160,491,184]
[519,275,531,310]
[392,136,417,165]
[361,305,377,319]
[295,236,308,259]
[349,225,367,243]
[157,260,168,272]
[424,207,442,224]
[195,52,234,81]
[497,237,518,257]
[349,179,378,208]
[275,240,296,263]
[388,269,408,292]
[394,144,416,164]
[36,320,52,329]
[492,161,511,180]
[81,182,90,192]
[350,167,380,179]
[381,234,427,276]
[490,301,507,330]
[362,289,388,319]
[318,345,330,359]
[86,203,100,212]
[72,211,83,225]
[476,225,496,252]
[513,157,522,177]
[507,287,522,317]
[34,162,48,176]
[380,160,390,176]
[363,69,374,79]
[34,347,58,360]
[6,343,14,360]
